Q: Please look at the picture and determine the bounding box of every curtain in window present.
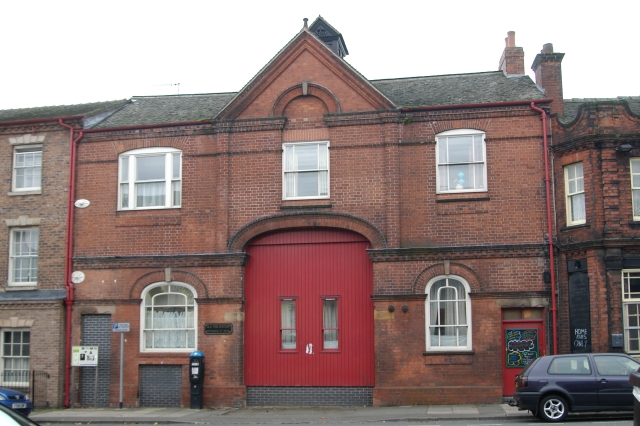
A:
[429,279,468,347]
[145,309,195,349]
[571,193,586,222]
[323,300,338,349]
[137,182,165,207]
[12,229,38,283]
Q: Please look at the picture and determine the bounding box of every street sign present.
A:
[71,346,99,366]
[112,322,130,332]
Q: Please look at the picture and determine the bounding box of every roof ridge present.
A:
[131,92,237,99]
[371,71,504,83]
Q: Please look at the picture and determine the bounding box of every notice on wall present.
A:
[505,329,539,369]
[569,272,591,353]
[71,346,99,367]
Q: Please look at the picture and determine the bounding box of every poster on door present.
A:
[505,329,539,369]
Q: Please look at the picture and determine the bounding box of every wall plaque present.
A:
[204,323,233,335]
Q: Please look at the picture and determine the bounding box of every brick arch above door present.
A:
[227,211,387,251]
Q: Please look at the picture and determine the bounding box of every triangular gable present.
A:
[215,26,395,121]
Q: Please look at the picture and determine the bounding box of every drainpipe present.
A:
[530,103,558,355]
[58,119,84,408]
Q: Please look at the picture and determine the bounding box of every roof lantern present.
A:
[308,16,348,59]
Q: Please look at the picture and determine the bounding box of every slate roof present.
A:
[0,99,130,123]
[371,71,546,108]
[0,73,549,128]
[562,96,640,123]
[92,93,237,128]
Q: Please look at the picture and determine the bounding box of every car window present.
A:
[547,356,591,375]
[0,405,38,426]
[594,355,640,376]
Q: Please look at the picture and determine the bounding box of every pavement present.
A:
[28,403,634,424]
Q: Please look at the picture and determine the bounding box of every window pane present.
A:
[318,144,328,169]
[172,154,180,179]
[448,164,473,190]
[136,155,166,181]
[121,183,129,208]
[121,157,129,182]
[297,172,319,197]
[473,135,483,161]
[438,166,448,191]
[295,145,318,170]
[447,136,474,163]
[172,181,181,207]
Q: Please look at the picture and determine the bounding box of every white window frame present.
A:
[0,329,30,386]
[282,141,329,200]
[12,145,42,192]
[435,129,487,193]
[564,162,586,226]
[425,275,472,351]
[622,270,640,353]
[118,147,182,210]
[140,282,197,353]
[8,228,38,287]
[631,158,640,220]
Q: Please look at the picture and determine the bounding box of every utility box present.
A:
[612,334,624,348]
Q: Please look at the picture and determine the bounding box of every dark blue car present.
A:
[0,387,32,417]
[511,353,640,422]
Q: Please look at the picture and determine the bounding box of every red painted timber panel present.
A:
[245,228,374,386]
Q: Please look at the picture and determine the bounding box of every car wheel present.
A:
[539,395,568,422]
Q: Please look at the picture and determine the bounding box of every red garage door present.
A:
[244,228,374,386]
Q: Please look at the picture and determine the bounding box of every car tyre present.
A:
[539,395,568,422]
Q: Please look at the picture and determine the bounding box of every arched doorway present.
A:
[244,228,374,402]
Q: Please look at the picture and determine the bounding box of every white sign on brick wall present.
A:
[71,346,99,366]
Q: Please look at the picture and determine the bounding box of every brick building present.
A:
[0,100,129,408]
[2,17,637,409]
[64,18,554,407]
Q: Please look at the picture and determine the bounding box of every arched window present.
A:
[425,276,472,351]
[141,283,197,352]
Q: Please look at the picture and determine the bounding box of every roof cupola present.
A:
[308,16,348,59]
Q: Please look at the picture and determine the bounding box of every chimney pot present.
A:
[507,31,516,48]
[303,18,308,29]
[542,43,554,54]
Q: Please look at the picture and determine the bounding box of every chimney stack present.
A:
[499,31,525,76]
[531,43,565,115]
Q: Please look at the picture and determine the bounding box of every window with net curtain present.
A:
[119,147,182,210]
[1,330,29,384]
[425,276,471,351]
[142,283,196,351]
[283,141,329,199]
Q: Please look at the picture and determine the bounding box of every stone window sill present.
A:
[8,190,41,196]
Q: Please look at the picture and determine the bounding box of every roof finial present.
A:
[303,18,308,29]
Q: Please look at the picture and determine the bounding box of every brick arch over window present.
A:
[112,137,190,155]
[431,120,491,136]
[412,262,483,294]
[271,83,341,117]
[228,212,386,251]
[129,270,208,299]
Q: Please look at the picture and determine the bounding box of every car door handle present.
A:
[539,379,548,384]
[599,379,607,383]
